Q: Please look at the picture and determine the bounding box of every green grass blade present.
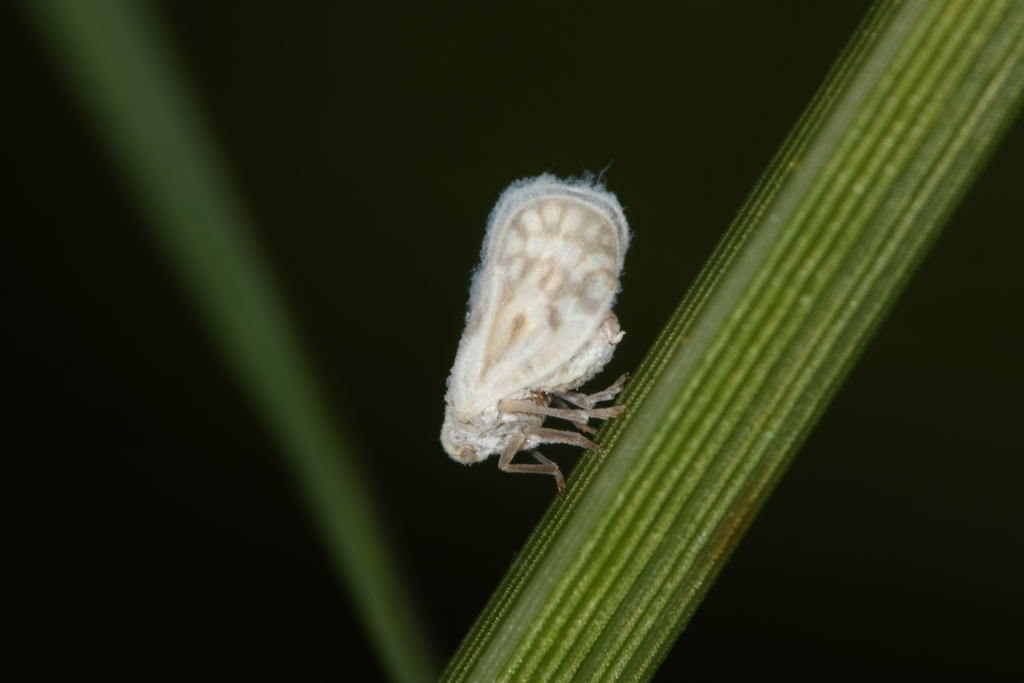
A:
[18,1,435,681]
[441,1,1024,681]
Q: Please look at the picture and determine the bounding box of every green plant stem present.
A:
[442,1,1024,681]
[19,1,435,681]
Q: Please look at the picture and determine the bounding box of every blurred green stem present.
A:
[442,1,1024,681]
[19,1,435,681]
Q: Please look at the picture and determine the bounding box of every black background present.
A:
[6,1,1022,679]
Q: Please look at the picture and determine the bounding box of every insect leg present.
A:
[554,373,630,408]
[497,437,566,497]
[500,400,624,422]
[528,450,566,498]
[551,397,598,434]
[526,426,603,453]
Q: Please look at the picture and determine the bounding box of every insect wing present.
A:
[465,195,623,409]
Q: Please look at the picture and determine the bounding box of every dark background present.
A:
[6,1,1022,679]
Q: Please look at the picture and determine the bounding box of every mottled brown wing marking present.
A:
[483,311,528,373]
[548,305,562,330]
[500,221,530,262]
[541,202,562,235]
[576,270,615,313]
[537,257,570,301]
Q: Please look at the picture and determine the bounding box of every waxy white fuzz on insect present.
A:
[441,174,631,497]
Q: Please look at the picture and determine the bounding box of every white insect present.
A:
[441,174,631,497]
